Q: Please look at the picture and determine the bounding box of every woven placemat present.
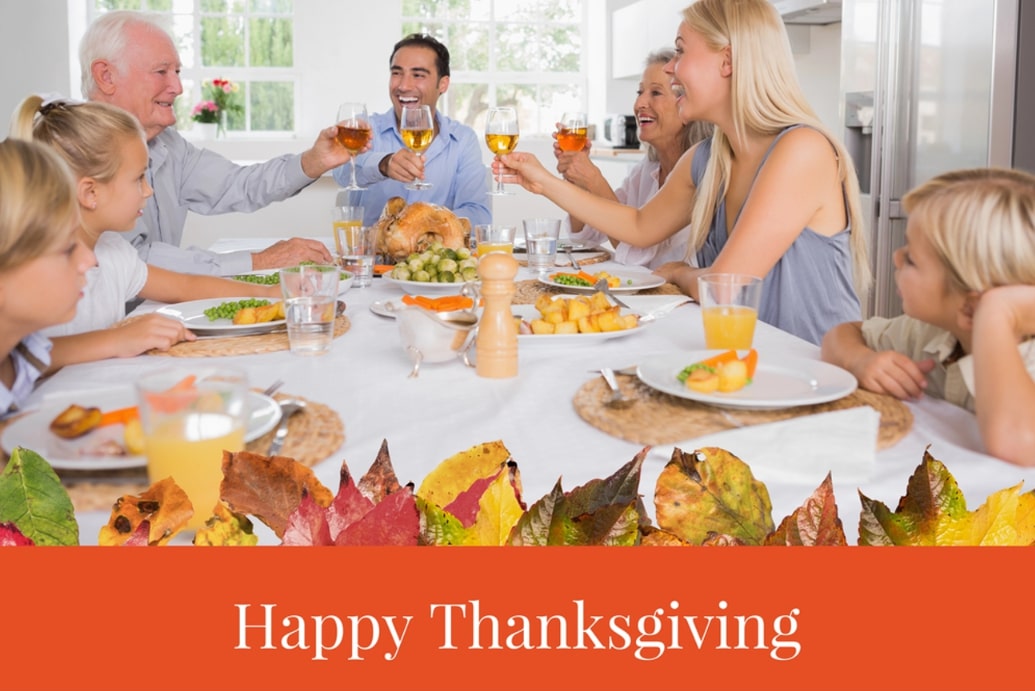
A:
[573,373,912,449]
[148,314,350,358]
[515,249,612,268]
[513,279,684,305]
[0,391,344,513]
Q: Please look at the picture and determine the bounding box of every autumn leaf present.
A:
[417,496,469,546]
[639,526,693,547]
[220,450,334,538]
[194,502,259,547]
[356,439,403,503]
[858,449,1035,546]
[509,449,647,546]
[98,477,193,546]
[0,447,78,546]
[655,447,774,546]
[282,490,334,546]
[456,463,525,546]
[0,522,34,546]
[766,474,847,546]
[335,487,419,546]
[416,440,514,509]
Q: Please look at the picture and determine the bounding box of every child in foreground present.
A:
[10,96,280,367]
[0,138,95,418]
[821,167,1035,466]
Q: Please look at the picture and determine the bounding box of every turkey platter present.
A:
[373,196,471,261]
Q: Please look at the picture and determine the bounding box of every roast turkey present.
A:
[372,197,471,260]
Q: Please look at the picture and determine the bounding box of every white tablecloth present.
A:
[27,250,1035,545]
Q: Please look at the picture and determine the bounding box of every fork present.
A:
[600,367,634,408]
[563,245,582,271]
[262,379,284,397]
[594,277,633,310]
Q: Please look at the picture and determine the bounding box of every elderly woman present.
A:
[554,49,712,269]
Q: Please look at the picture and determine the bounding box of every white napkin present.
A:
[650,405,879,486]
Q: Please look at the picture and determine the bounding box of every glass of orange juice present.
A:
[474,224,516,257]
[697,273,763,349]
[136,367,249,531]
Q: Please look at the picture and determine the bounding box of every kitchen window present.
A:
[87,0,297,135]
[401,0,587,136]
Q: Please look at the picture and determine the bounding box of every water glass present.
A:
[332,205,364,267]
[697,273,763,350]
[136,366,248,531]
[522,218,561,274]
[474,224,516,257]
[279,264,340,355]
[335,222,375,287]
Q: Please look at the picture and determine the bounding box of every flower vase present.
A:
[196,122,218,140]
[217,111,228,139]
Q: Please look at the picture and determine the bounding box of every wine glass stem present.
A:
[350,159,359,188]
[496,157,504,193]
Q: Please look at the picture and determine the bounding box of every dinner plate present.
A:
[230,269,354,295]
[0,390,282,471]
[157,297,287,337]
[512,304,647,345]
[369,300,396,319]
[538,272,665,294]
[512,238,599,253]
[635,350,857,410]
[383,276,478,295]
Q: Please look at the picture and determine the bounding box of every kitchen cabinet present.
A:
[610,0,686,79]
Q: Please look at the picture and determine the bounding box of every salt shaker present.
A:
[475,252,519,378]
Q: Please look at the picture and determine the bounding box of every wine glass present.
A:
[400,104,435,190]
[336,102,371,191]
[485,106,520,196]
[557,111,588,152]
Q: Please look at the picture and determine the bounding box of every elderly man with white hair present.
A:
[81,10,357,275]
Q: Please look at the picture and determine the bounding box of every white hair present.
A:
[79,10,173,99]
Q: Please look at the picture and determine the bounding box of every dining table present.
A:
[18,242,1035,546]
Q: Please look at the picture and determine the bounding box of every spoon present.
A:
[563,245,582,270]
[267,399,306,456]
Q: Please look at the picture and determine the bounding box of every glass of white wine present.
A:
[335,102,371,191]
[400,104,435,190]
[485,106,519,196]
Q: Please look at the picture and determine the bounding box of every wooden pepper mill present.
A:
[475,251,519,378]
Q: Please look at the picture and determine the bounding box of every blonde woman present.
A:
[822,168,1035,467]
[555,48,713,269]
[498,0,868,345]
[10,96,279,367]
[0,138,95,417]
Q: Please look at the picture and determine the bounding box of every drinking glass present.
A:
[335,102,372,191]
[697,273,763,350]
[280,264,340,355]
[557,111,588,152]
[136,366,248,531]
[400,104,435,190]
[485,106,519,196]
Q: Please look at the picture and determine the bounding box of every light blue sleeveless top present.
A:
[693,127,861,345]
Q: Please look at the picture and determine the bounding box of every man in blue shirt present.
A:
[334,34,491,228]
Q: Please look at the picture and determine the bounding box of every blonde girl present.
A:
[10,95,280,366]
[0,138,95,417]
[498,0,868,345]
[822,168,1035,466]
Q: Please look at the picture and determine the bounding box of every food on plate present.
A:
[549,270,623,288]
[373,196,471,260]
[518,292,638,335]
[677,349,758,393]
[401,294,475,312]
[232,301,285,325]
[231,267,350,286]
[389,241,478,283]
[49,404,103,439]
[203,298,271,322]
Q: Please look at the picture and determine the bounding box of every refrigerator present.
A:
[840,0,1035,317]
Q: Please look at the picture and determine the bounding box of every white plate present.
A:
[513,304,647,345]
[230,269,354,295]
[157,297,286,337]
[383,276,478,295]
[636,350,857,410]
[0,390,282,471]
[538,272,665,294]
[370,300,397,319]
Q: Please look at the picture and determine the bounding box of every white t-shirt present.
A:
[568,157,696,269]
[42,231,149,337]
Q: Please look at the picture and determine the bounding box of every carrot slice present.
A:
[99,405,139,427]
[696,350,739,372]
[740,349,758,379]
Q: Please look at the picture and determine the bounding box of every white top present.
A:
[568,157,695,269]
[42,232,149,337]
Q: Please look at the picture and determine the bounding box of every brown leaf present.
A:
[701,533,748,546]
[356,439,402,503]
[98,477,193,546]
[220,450,333,538]
[766,473,847,546]
[639,526,692,547]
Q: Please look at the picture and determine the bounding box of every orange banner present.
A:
[1,547,1028,690]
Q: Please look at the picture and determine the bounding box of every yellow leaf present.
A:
[463,464,525,546]
[416,440,513,508]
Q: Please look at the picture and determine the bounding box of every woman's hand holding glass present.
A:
[485,106,519,196]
